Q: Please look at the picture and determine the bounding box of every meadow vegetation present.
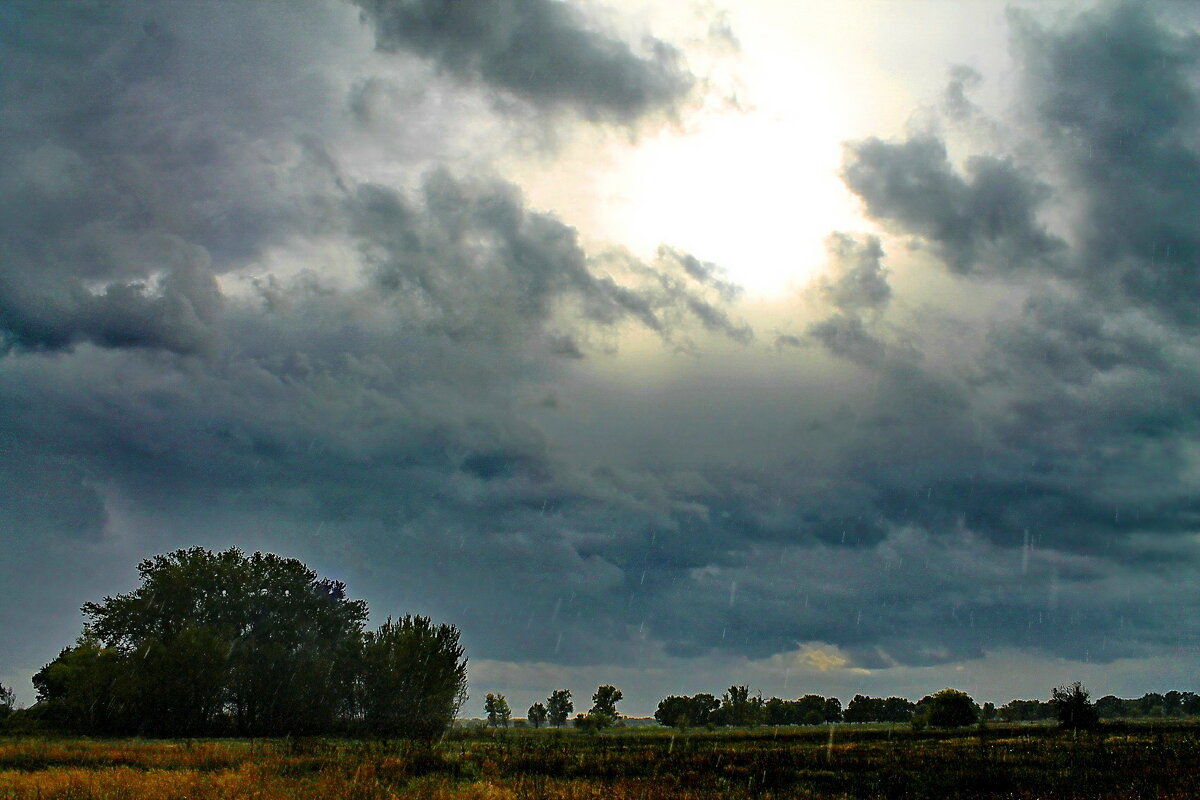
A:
[4,722,1200,799]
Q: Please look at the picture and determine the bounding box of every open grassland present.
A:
[3,723,1200,799]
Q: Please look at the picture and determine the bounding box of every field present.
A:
[3,722,1200,799]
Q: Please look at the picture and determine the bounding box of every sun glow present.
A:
[597,107,861,296]
[590,26,867,297]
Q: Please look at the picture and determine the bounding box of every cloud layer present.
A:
[2,1,1199,713]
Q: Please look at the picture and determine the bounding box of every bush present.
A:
[918,688,979,728]
[1050,682,1099,730]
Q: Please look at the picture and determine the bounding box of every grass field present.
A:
[2,722,1199,799]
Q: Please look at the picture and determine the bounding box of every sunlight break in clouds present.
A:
[3,1,1200,718]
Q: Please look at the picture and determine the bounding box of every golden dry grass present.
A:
[4,724,1200,799]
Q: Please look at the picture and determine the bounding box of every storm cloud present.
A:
[2,1,1200,714]
[352,0,694,121]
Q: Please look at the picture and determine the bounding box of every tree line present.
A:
[649,683,1200,731]
[11,548,467,740]
[482,685,623,731]
[652,687,979,730]
[5,547,1200,740]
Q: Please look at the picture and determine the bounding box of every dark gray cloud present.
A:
[792,233,899,368]
[3,0,1200,713]
[0,2,352,353]
[842,136,1063,273]
[0,0,752,700]
[1013,3,1200,328]
[352,0,694,122]
[349,172,749,347]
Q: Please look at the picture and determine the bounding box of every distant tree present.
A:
[715,685,764,727]
[547,689,573,727]
[998,698,1055,722]
[655,695,692,729]
[1138,692,1166,717]
[918,689,978,729]
[527,702,547,729]
[574,712,595,731]
[981,702,997,721]
[360,615,468,741]
[823,696,843,722]
[1049,682,1098,731]
[763,694,837,726]
[842,695,876,723]
[485,693,511,728]
[590,685,623,721]
[661,693,721,727]
[0,682,14,718]
[1094,695,1126,719]
[844,695,914,723]
[690,693,720,726]
[664,695,714,729]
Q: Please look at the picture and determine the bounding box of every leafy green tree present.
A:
[823,696,843,722]
[655,695,693,729]
[484,693,511,728]
[690,693,720,726]
[547,689,573,727]
[918,688,978,728]
[360,615,468,741]
[574,710,614,732]
[81,547,368,736]
[1138,692,1165,716]
[132,626,229,736]
[716,685,764,727]
[1050,682,1098,730]
[32,636,130,733]
[842,694,875,723]
[589,684,623,723]
[527,701,547,728]
[1094,695,1126,719]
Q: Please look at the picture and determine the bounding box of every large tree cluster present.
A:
[31,548,466,739]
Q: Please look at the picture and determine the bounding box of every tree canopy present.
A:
[1050,682,1099,730]
[917,688,979,729]
[33,547,465,740]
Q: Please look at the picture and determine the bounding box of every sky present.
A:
[2,0,1199,716]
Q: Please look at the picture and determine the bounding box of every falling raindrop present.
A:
[729,581,738,607]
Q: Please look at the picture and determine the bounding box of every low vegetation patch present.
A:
[4,723,1200,799]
